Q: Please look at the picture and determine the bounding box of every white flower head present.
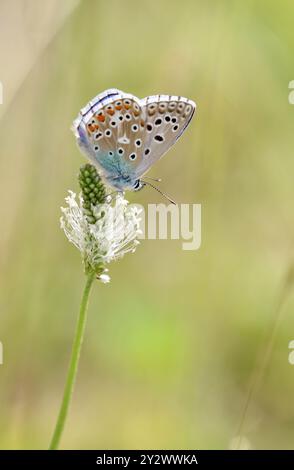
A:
[60,191,141,281]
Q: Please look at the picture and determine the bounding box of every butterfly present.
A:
[72,89,196,197]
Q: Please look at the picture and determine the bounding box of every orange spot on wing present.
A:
[97,114,105,122]
[107,109,115,116]
[124,104,131,110]
[115,105,122,110]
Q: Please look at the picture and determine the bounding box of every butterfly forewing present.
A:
[133,94,196,178]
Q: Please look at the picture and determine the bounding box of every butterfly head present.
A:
[133,179,144,191]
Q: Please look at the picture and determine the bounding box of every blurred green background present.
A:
[1,0,294,450]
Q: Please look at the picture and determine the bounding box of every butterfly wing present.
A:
[133,94,196,179]
[72,88,148,189]
[72,90,196,190]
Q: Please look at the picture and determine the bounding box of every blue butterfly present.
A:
[72,89,196,196]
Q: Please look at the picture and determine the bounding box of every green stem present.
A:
[49,271,95,450]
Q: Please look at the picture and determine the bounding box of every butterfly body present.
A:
[72,89,196,191]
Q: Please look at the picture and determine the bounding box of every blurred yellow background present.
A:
[0,0,294,450]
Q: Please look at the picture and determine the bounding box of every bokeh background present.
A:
[0,0,294,450]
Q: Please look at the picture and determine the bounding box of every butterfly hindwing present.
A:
[73,89,147,188]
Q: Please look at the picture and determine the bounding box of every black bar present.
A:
[0,450,292,466]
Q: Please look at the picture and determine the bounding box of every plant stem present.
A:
[49,271,95,450]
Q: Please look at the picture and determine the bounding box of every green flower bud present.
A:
[78,164,107,224]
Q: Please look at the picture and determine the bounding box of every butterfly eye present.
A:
[131,124,138,132]
[105,130,112,137]
[135,139,142,147]
[144,148,150,156]
[171,117,177,123]
[129,152,137,160]
[118,148,124,155]
[172,125,179,132]
[95,132,103,140]
[94,145,100,151]
[110,120,117,127]
[133,179,143,190]
[108,151,114,157]
[154,135,164,142]
[168,102,176,111]
[125,113,131,121]
[164,115,171,122]
[155,118,162,126]
[146,124,153,132]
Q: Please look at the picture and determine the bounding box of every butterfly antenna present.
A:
[144,176,162,183]
[141,180,177,205]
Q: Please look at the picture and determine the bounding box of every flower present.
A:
[60,165,141,281]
